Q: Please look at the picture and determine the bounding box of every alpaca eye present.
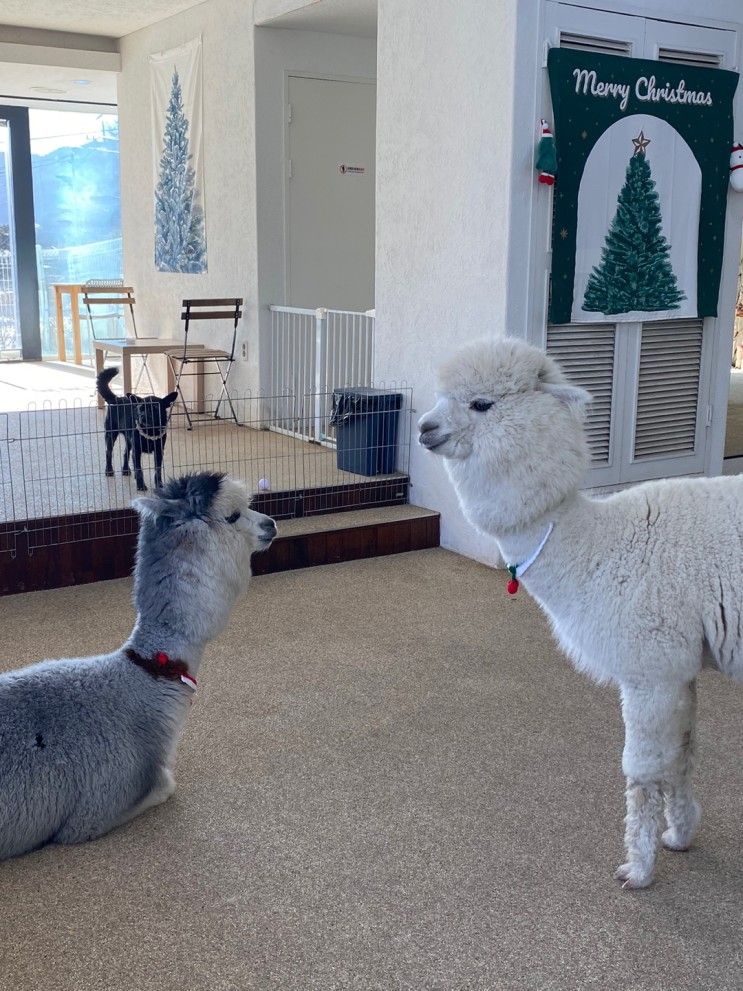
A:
[469,399,494,413]
[225,510,241,524]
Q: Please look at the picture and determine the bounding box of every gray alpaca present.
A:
[0,472,276,861]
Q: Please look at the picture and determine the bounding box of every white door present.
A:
[541,3,738,486]
[286,75,376,311]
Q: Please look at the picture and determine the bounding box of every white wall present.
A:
[253,25,376,390]
[118,0,259,395]
[374,0,518,564]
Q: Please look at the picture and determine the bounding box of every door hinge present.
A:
[706,404,713,427]
[287,158,293,179]
[287,103,293,124]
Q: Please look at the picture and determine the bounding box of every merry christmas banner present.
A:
[547,48,738,325]
[149,38,207,274]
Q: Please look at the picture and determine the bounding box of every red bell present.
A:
[506,578,519,596]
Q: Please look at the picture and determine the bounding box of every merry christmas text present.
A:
[573,69,713,111]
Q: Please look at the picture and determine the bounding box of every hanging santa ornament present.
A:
[535,118,557,186]
[730,143,743,191]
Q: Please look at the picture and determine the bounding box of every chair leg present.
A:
[214,361,239,426]
[169,354,193,430]
[134,355,155,395]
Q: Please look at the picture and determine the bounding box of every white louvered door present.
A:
[542,3,736,486]
[546,324,621,484]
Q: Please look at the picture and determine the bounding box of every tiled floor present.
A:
[0,361,407,523]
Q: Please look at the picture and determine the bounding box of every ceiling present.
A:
[0,63,116,105]
[0,0,205,38]
[0,0,378,106]
[254,0,377,38]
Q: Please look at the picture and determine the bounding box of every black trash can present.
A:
[331,388,403,476]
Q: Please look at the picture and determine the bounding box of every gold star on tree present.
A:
[632,131,651,155]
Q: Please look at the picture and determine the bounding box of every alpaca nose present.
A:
[261,519,277,538]
[417,415,438,434]
[419,420,450,449]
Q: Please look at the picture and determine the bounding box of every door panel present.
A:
[545,3,645,56]
[546,322,621,484]
[286,75,375,312]
[643,19,737,68]
[633,321,705,457]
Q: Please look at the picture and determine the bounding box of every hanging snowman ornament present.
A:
[730,142,743,191]
[535,118,557,186]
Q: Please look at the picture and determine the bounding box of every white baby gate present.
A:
[268,306,375,443]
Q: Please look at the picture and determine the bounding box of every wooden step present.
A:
[0,504,440,596]
[252,505,440,576]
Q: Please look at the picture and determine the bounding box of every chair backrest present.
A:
[83,285,138,340]
[180,298,243,358]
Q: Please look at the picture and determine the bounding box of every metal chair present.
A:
[166,298,243,429]
[83,283,155,393]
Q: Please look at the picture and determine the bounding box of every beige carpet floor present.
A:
[2,549,743,990]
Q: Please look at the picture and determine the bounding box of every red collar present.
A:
[125,648,197,690]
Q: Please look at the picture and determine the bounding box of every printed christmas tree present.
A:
[583,132,684,315]
[154,69,207,273]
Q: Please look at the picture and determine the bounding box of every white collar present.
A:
[507,522,554,580]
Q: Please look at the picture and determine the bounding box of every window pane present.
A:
[29,110,122,359]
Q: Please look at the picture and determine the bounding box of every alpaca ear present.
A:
[162,392,178,408]
[132,493,191,528]
[538,381,593,408]
[131,495,163,520]
[185,472,223,516]
[143,472,225,522]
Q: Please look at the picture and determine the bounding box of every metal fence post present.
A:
[314,308,327,442]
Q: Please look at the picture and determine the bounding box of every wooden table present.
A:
[93,338,205,409]
[52,283,86,364]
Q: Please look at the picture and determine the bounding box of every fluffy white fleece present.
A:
[418,337,738,888]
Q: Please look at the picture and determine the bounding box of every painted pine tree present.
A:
[583,141,684,315]
[154,69,207,273]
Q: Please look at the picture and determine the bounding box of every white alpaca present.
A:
[418,337,740,888]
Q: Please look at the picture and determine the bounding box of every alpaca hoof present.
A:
[614,862,654,889]
[122,467,131,476]
[105,468,115,477]
[137,483,148,492]
[662,827,691,852]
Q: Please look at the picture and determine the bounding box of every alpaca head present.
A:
[418,338,592,532]
[132,472,277,644]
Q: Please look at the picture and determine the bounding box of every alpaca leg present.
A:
[615,680,697,888]
[54,768,176,845]
[662,680,700,852]
[111,767,176,830]
[615,780,664,889]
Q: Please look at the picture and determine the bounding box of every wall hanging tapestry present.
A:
[150,37,207,274]
[547,48,738,325]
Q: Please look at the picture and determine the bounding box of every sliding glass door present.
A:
[0,107,121,363]
[0,107,41,361]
